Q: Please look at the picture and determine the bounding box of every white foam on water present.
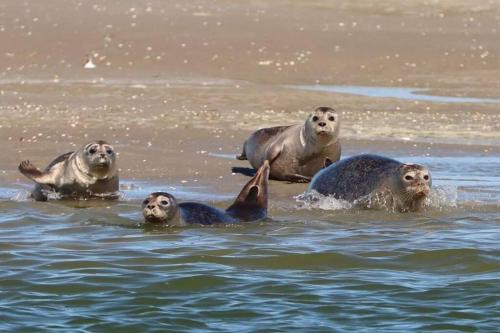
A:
[295,186,459,212]
[294,190,353,211]
[425,185,458,210]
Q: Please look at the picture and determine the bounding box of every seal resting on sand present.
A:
[142,160,270,225]
[18,140,119,201]
[235,107,341,183]
[308,154,432,212]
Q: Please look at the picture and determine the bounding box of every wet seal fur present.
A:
[308,154,432,212]
[19,140,119,201]
[142,161,270,225]
[235,107,341,183]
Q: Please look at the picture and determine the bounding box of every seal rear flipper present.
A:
[231,167,256,177]
[226,160,270,221]
[18,160,56,185]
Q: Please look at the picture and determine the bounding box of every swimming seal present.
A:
[142,160,270,225]
[18,140,119,201]
[236,107,341,183]
[308,154,432,212]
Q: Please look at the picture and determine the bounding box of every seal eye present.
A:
[143,199,149,205]
[405,175,413,181]
[89,147,97,154]
[106,148,114,155]
[328,116,335,121]
[423,175,429,181]
[312,116,319,122]
[160,200,169,206]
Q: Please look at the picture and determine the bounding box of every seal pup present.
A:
[142,161,270,225]
[235,106,341,183]
[308,154,431,212]
[18,140,119,201]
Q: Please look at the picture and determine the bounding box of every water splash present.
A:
[9,189,32,202]
[294,190,353,210]
[296,186,458,212]
[425,185,458,210]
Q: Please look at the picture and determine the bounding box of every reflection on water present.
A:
[1,154,499,332]
[290,85,500,104]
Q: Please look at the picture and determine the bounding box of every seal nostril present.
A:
[147,204,155,209]
[318,122,326,127]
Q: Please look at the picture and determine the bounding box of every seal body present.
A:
[237,107,341,183]
[19,141,119,201]
[308,154,432,212]
[142,160,270,225]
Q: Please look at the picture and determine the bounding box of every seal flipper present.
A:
[231,167,256,177]
[226,160,270,221]
[236,145,247,160]
[19,160,56,185]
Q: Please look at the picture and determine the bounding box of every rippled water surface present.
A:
[1,155,499,332]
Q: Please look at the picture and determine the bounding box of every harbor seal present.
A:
[236,106,341,183]
[18,140,119,201]
[142,160,270,225]
[308,154,431,212]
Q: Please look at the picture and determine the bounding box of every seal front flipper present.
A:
[19,160,56,185]
[236,144,247,160]
[226,160,270,221]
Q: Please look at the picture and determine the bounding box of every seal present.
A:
[235,106,341,183]
[18,140,119,201]
[142,160,270,225]
[307,154,432,212]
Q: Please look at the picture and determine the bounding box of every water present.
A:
[1,154,499,332]
[290,85,500,104]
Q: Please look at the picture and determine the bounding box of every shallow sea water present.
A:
[1,152,499,332]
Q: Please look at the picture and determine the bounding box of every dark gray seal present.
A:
[18,140,119,201]
[236,106,341,182]
[308,154,432,212]
[142,160,270,225]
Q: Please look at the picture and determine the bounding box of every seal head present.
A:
[393,163,431,210]
[142,192,179,224]
[78,141,117,179]
[304,106,340,143]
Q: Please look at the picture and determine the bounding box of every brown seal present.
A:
[236,107,340,182]
[18,140,119,201]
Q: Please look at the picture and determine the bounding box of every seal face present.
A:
[236,106,341,183]
[142,161,270,225]
[308,154,432,212]
[18,140,119,201]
